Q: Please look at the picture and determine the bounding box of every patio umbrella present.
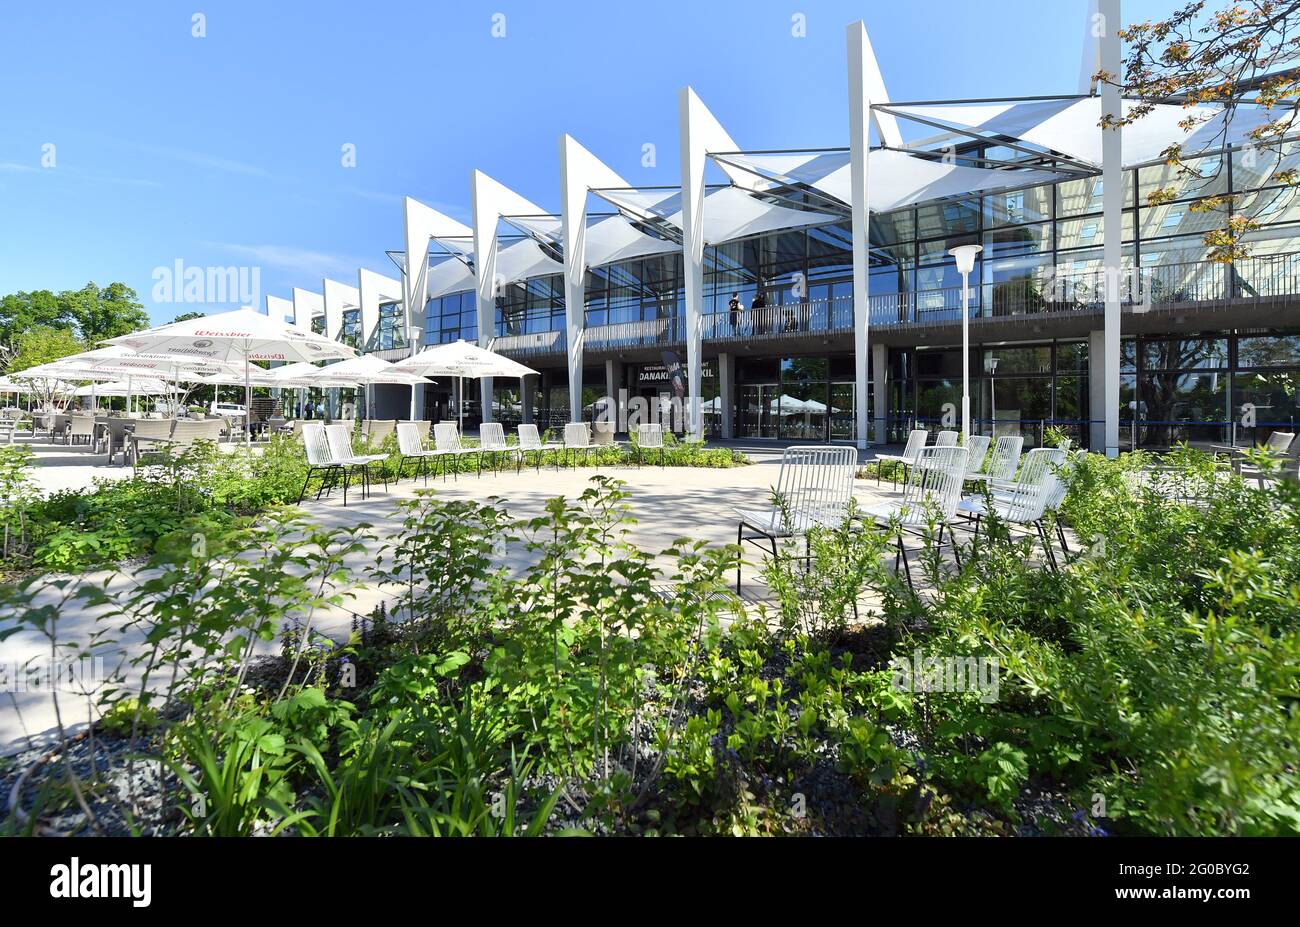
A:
[390,340,538,428]
[107,307,356,445]
[303,354,431,420]
[73,378,169,398]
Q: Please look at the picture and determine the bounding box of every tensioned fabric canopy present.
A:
[593,185,839,244]
[495,237,564,286]
[713,148,1064,212]
[882,98,1297,169]
[426,254,477,300]
[507,213,681,269]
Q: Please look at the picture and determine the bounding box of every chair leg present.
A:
[736,522,744,594]
[897,534,915,594]
[1055,515,1070,556]
[298,467,313,504]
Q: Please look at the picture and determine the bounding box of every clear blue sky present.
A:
[0,0,1178,324]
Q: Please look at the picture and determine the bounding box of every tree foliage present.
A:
[1105,0,1300,261]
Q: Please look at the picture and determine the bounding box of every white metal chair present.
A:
[67,415,96,448]
[395,422,442,485]
[298,423,342,503]
[325,423,387,505]
[963,434,992,477]
[966,435,1023,486]
[959,447,1066,568]
[734,445,858,593]
[432,422,477,481]
[563,422,594,467]
[477,422,520,475]
[1043,449,1080,556]
[861,445,969,592]
[516,424,561,471]
[875,428,927,488]
[935,430,960,447]
[634,423,665,468]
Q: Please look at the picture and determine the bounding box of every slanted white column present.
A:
[1101,0,1123,457]
[846,21,901,449]
[472,171,548,424]
[679,88,708,442]
[291,287,323,334]
[561,136,636,425]
[848,24,873,450]
[402,197,474,419]
[358,268,402,352]
[322,278,358,345]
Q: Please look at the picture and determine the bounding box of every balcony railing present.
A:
[488,329,566,356]
[586,317,680,349]
[484,254,1300,357]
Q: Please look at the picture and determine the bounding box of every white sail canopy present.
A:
[715,148,1063,212]
[594,184,838,244]
[885,98,1296,169]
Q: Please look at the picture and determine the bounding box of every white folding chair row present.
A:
[875,428,927,487]
[517,423,562,471]
[477,422,521,475]
[297,422,387,506]
[966,435,1023,486]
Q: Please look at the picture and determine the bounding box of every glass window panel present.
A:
[983,222,1051,258]
[1057,211,1134,249]
[1057,173,1134,216]
[986,184,1052,226]
[1138,202,1226,240]
[1231,139,1300,190]
[870,210,915,245]
[916,198,980,238]
[1137,154,1225,205]
[1232,371,1300,432]
[1236,333,1300,368]
[1238,185,1300,226]
[1141,337,1228,370]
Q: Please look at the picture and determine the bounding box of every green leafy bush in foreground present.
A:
[3,449,1297,836]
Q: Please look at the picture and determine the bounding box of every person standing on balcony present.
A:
[728,292,742,335]
[750,286,767,335]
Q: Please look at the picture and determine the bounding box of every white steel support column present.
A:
[847,24,873,450]
[846,22,901,449]
[561,136,635,425]
[402,197,474,419]
[1101,0,1123,457]
[472,171,548,424]
[678,88,709,442]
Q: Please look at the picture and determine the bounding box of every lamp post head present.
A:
[949,244,983,276]
[985,355,999,375]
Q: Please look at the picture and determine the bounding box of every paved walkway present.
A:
[2,433,917,755]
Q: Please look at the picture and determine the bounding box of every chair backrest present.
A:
[169,419,223,448]
[986,435,1024,480]
[564,422,590,448]
[396,422,426,456]
[935,430,959,447]
[132,419,175,442]
[302,423,332,466]
[963,434,992,475]
[433,422,463,452]
[1044,449,1080,510]
[998,447,1065,523]
[479,422,508,450]
[900,429,928,462]
[899,445,969,523]
[517,423,544,450]
[325,423,356,462]
[366,419,396,445]
[1264,431,1296,454]
[636,423,664,449]
[591,422,616,445]
[291,420,305,437]
[772,445,859,530]
[69,416,95,436]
